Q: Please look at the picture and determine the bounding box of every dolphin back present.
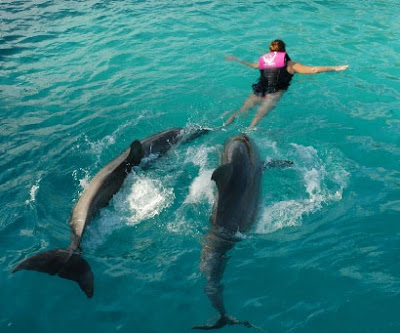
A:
[12,249,94,298]
[195,134,262,330]
[11,127,212,299]
[128,140,144,163]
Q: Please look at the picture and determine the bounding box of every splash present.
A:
[25,178,41,205]
[256,199,314,234]
[184,169,214,205]
[88,134,116,156]
[183,144,219,205]
[184,144,219,169]
[84,174,174,249]
[124,176,175,225]
[166,218,193,235]
[72,168,91,194]
[167,144,218,235]
[256,143,349,234]
[77,122,132,164]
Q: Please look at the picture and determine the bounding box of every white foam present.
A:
[291,143,319,163]
[28,184,39,203]
[183,144,220,205]
[84,174,174,249]
[184,144,219,169]
[256,143,349,234]
[184,169,214,205]
[72,168,91,194]
[304,167,325,204]
[25,178,41,205]
[89,134,116,155]
[81,122,130,160]
[84,210,125,249]
[123,176,175,225]
[259,137,279,154]
[166,144,219,236]
[256,200,305,234]
[166,218,192,234]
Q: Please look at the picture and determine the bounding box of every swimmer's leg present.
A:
[224,94,261,126]
[248,91,283,129]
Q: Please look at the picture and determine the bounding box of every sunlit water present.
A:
[1,0,400,332]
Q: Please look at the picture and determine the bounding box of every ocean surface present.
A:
[1,0,400,332]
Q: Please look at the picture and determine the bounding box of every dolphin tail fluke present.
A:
[12,249,94,298]
[193,315,260,330]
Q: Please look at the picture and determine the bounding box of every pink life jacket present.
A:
[259,51,287,70]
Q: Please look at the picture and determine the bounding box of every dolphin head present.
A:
[223,134,257,166]
[211,133,262,232]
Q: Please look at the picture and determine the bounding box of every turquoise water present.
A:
[1,0,400,331]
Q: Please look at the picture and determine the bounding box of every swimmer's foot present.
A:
[219,110,232,119]
[224,116,236,126]
[205,125,227,132]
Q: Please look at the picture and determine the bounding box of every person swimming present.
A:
[223,39,349,129]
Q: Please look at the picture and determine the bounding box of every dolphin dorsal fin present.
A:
[211,163,233,190]
[129,140,144,165]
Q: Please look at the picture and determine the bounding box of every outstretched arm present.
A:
[225,55,259,69]
[287,61,348,74]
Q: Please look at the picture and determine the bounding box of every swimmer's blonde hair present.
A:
[269,39,286,52]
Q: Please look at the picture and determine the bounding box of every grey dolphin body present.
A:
[194,134,262,330]
[12,127,209,298]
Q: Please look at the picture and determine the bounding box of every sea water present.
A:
[1,0,400,332]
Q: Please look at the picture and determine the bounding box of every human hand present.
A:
[334,65,349,71]
[225,55,238,62]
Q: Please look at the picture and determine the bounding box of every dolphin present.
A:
[12,127,209,298]
[193,134,262,330]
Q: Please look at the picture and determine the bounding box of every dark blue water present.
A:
[1,0,400,332]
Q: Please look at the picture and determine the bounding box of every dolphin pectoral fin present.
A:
[129,140,144,164]
[12,249,94,298]
[211,163,233,190]
[193,315,259,330]
[263,160,294,169]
